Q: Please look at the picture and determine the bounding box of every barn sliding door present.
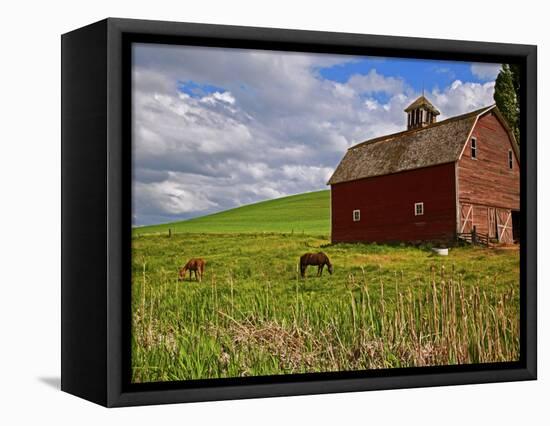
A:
[488,207,497,239]
[496,209,513,243]
[460,204,473,233]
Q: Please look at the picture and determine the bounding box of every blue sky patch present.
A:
[318,57,498,93]
[361,92,392,105]
[177,80,226,98]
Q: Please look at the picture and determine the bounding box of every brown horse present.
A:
[299,252,333,278]
[178,258,206,282]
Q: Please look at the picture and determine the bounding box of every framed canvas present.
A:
[61,18,537,407]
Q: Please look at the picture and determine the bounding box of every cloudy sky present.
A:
[132,43,500,226]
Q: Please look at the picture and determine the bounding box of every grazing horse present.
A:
[299,252,333,278]
[179,258,206,282]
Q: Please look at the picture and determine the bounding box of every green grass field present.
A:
[133,190,330,236]
[131,191,520,383]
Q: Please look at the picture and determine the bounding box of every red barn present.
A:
[328,96,520,244]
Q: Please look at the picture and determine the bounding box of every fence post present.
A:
[471,226,477,245]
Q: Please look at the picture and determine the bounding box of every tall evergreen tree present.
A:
[510,64,521,98]
[494,64,520,144]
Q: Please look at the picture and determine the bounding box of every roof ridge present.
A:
[349,104,494,151]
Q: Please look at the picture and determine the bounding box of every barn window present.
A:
[353,209,361,222]
[414,202,424,216]
[471,137,477,159]
[508,150,514,169]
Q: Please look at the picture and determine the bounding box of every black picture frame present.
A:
[61,17,537,407]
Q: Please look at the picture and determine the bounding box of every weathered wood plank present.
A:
[458,112,520,210]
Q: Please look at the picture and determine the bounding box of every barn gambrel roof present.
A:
[328,105,518,185]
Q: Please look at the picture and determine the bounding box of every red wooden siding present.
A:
[331,163,456,243]
[458,112,520,209]
[457,112,520,243]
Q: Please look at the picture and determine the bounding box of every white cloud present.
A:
[430,80,495,119]
[364,99,379,110]
[281,165,335,186]
[134,180,219,216]
[471,63,502,80]
[347,69,406,95]
[201,91,236,105]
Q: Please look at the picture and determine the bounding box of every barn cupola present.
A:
[404,95,440,130]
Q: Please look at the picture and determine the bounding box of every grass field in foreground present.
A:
[131,232,520,383]
[133,190,330,236]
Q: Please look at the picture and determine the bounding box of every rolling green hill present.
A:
[133,189,330,236]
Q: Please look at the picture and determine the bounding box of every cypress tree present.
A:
[510,64,521,98]
[494,64,520,144]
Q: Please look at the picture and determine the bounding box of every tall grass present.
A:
[131,233,519,383]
